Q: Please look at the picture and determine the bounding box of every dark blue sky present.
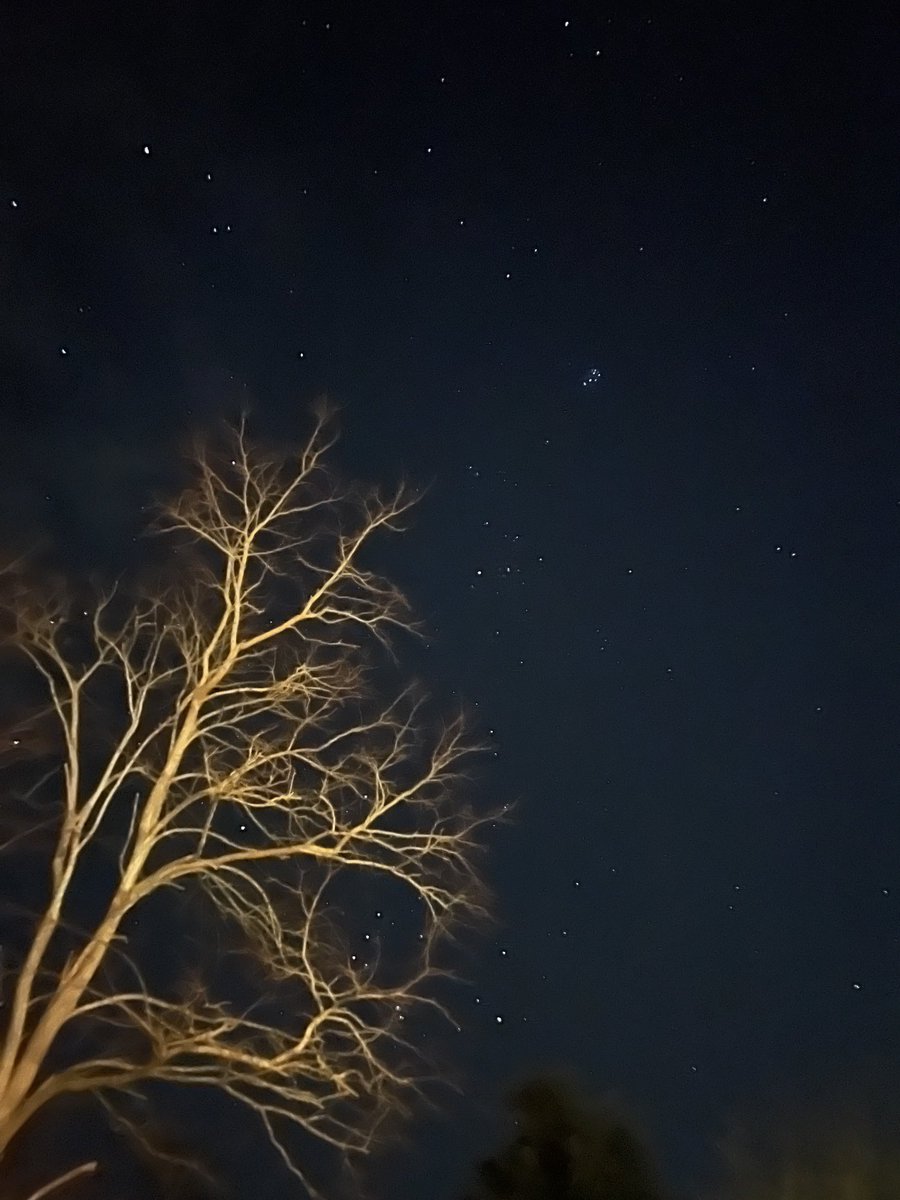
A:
[1,3,899,1198]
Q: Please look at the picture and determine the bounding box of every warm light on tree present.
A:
[0,404,495,1197]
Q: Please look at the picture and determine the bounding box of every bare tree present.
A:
[0,405,494,1197]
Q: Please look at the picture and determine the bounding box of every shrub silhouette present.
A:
[465,1076,663,1200]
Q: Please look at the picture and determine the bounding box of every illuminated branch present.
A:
[23,1162,98,1200]
[0,404,497,1199]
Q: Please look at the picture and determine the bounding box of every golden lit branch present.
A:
[23,1161,98,1200]
[0,406,496,1198]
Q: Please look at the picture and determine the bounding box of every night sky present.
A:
[1,3,899,1198]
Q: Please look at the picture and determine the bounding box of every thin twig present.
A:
[24,1161,98,1200]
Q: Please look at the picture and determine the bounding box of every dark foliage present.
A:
[464,1076,664,1200]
